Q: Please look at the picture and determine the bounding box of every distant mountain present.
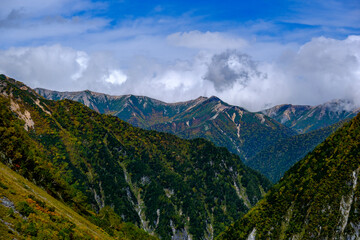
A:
[262,100,360,133]
[218,112,360,239]
[36,89,360,184]
[36,88,296,161]
[2,75,271,240]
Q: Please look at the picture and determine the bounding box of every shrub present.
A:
[16,201,35,217]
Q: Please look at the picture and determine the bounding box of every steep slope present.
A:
[218,112,360,239]
[37,89,360,183]
[263,100,359,133]
[247,120,346,182]
[148,96,295,161]
[0,161,152,240]
[1,75,271,240]
[0,76,158,240]
[36,88,296,160]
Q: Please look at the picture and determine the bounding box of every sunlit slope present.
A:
[0,161,113,240]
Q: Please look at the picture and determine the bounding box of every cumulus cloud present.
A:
[0,36,359,112]
[103,70,127,85]
[212,35,360,110]
[277,35,360,106]
[167,31,247,50]
[0,45,127,92]
[203,50,264,91]
[165,35,360,110]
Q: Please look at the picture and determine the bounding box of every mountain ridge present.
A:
[37,88,360,183]
[262,99,360,133]
[2,74,271,239]
[35,88,296,161]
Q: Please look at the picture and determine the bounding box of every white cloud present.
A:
[103,70,127,85]
[167,31,247,50]
[277,35,360,105]
[0,36,359,112]
[213,35,360,110]
[0,45,127,92]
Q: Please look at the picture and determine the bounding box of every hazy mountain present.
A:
[36,88,296,161]
[262,100,360,133]
[1,75,271,240]
[218,111,360,239]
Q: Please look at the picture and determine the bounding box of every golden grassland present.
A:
[0,161,113,240]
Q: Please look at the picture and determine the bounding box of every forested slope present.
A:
[219,112,360,239]
[1,74,271,239]
[247,120,346,182]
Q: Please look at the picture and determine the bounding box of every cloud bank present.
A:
[0,35,359,111]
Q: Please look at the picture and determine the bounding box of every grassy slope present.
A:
[0,161,112,240]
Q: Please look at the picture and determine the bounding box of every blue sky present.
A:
[0,0,360,110]
[1,0,358,47]
[101,0,359,37]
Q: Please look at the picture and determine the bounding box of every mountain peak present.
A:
[208,95,221,101]
[195,96,208,101]
[203,96,227,106]
[320,98,357,112]
[263,100,359,133]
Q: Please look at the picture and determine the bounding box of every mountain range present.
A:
[263,100,359,133]
[35,88,297,161]
[0,75,270,239]
[2,74,360,240]
[36,88,359,182]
